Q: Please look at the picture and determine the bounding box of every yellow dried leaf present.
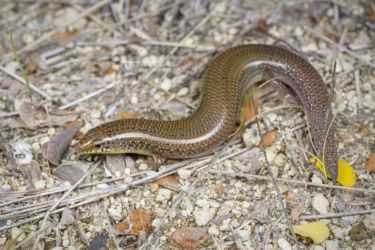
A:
[308,157,356,187]
[292,222,329,244]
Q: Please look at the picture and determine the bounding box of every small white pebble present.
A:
[273,154,286,167]
[161,79,172,91]
[130,95,138,104]
[138,163,149,170]
[193,206,216,226]
[0,237,6,245]
[332,226,345,239]
[33,180,46,189]
[363,213,375,230]
[238,230,251,241]
[311,174,323,184]
[91,110,101,119]
[177,169,192,179]
[310,245,325,250]
[195,199,208,208]
[108,205,122,221]
[22,33,35,44]
[156,188,172,202]
[242,128,259,147]
[152,218,161,228]
[208,226,219,236]
[277,238,292,250]
[312,193,329,214]
[177,87,189,96]
[270,166,279,177]
[325,240,339,250]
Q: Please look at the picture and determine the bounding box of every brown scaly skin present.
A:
[78,44,338,181]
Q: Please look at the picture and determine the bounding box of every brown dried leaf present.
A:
[8,117,28,129]
[241,98,259,124]
[83,60,114,76]
[116,110,139,119]
[291,203,304,221]
[154,174,180,190]
[50,30,80,43]
[42,126,80,166]
[214,183,225,197]
[19,102,49,129]
[254,18,269,34]
[169,227,211,250]
[322,29,339,43]
[54,161,88,184]
[66,119,84,129]
[116,209,153,236]
[19,102,78,129]
[23,164,42,189]
[259,130,279,149]
[364,153,375,173]
[1,77,24,96]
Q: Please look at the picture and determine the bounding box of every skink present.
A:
[78,44,338,180]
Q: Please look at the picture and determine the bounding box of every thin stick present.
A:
[0,65,51,100]
[252,97,299,246]
[300,209,375,220]
[3,0,112,61]
[19,160,102,249]
[354,69,363,110]
[208,170,374,194]
[58,82,117,110]
[304,25,375,68]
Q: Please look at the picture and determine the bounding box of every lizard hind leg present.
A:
[262,68,302,105]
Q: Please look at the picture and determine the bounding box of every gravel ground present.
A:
[0,0,374,249]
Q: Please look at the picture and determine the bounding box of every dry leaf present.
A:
[50,30,80,43]
[292,222,329,244]
[154,175,180,190]
[241,97,259,125]
[116,110,139,119]
[348,224,371,241]
[66,119,84,130]
[19,102,49,129]
[169,227,211,250]
[42,126,80,166]
[309,157,356,186]
[259,130,279,149]
[1,77,24,97]
[116,209,153,236]
[19,102,78,129]
[60,207,75,226]
[291,203,304,221]
[214,183,225,197]
[54,161,88,184]
[364,153,375,173]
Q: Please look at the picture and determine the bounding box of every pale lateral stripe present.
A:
[101,117,225,145]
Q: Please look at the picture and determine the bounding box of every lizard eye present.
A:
[94,144,101,149]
